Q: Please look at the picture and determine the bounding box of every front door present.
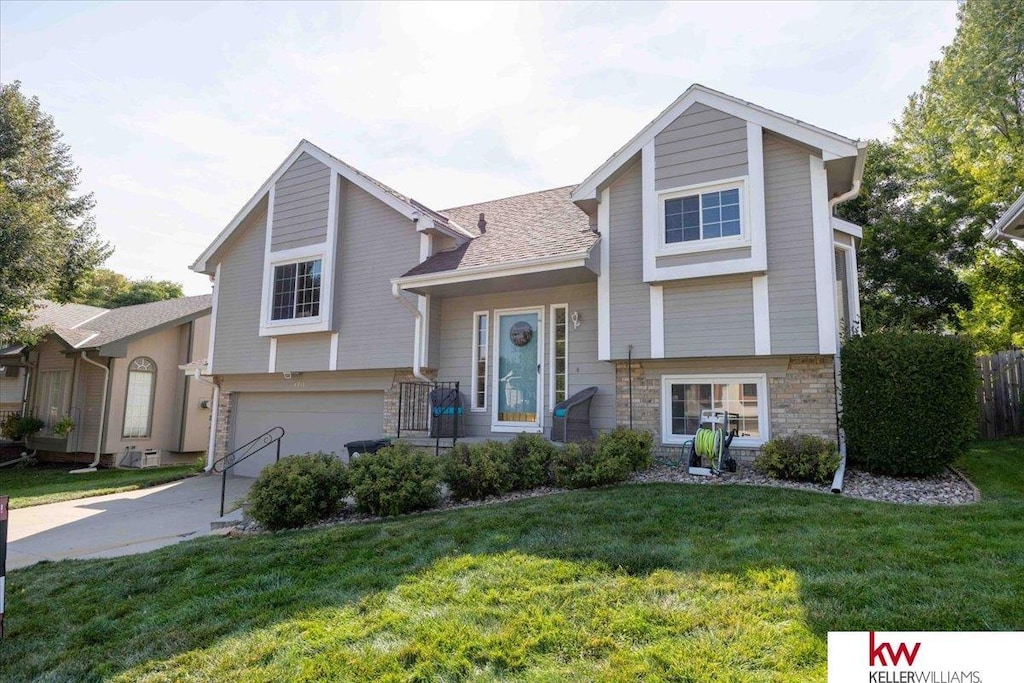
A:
[493,308,543,432]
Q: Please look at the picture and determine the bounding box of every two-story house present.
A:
[192,85,865,476]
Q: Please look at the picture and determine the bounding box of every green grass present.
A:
[2,438,1022,682]
[0,462,201,508]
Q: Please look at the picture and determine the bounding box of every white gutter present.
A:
[390,281,428,382]
[826,141,867,494]
[71,353,109,474]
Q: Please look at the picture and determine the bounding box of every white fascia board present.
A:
[831,216,864,240]
[810,155,838,355]
[393,252,592,290]
[597,187,611,361]
[991,192,1024,240]
[572,84,860,203]
[649,285,664,358]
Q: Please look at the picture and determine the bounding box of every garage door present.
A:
[230,391,385,477]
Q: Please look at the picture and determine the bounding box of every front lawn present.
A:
[2,438,1022,682]
[0,462,200,509]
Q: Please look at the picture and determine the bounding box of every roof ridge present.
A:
[441,185,577,213]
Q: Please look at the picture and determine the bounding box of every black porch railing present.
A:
[397,381,461,455]
[211,426,285,517]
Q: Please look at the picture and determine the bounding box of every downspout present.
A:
[17,352,37,459]
[71,353,109,474]
[189,370,220,472]
[391,281,428,382]
[826,141,867,494]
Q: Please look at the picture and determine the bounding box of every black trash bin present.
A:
[345,438,392,458]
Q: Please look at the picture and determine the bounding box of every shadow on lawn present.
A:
[3,452,1023,681]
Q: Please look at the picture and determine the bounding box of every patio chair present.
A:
[429,386,466,438]
[551,386,598,443]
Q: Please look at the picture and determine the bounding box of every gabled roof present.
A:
[988,192,1024,241]
[191,140,471,274]
[12,295,212,355]
[571,83,864,202]
[400,186,597,279]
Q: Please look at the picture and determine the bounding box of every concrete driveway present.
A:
[6,472,254,570]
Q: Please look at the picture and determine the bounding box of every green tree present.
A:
[71,268,183,308]
[1,81,112,341]
[108,278,184,307]
[959,245,1024,353]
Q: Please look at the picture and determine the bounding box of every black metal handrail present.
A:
[213,425,285,517]
[397,381,461,455]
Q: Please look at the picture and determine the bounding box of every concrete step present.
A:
[210,507,244,530]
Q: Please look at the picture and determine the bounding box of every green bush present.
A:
[753,434,840,484]
[248,452,349,530]
[841,331,978,476]
[441,441,511,501]
[598,427,654,471]
[1,414,44,440]
[506,433,558,489]
[553,440,632,489]
[349,442,440,516]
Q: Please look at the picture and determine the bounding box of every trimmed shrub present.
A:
[553,440,633,489]
[505,433,558,489]
[1,414,44,441]
[598,427,654,472]
[248,452,349,530]
[753,434,840,484]
[349,442,440,516]
[841,331,978,476]
[442,441,511,501]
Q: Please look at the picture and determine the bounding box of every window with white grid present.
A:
[551,305,568,409]
[471,312,488,410]
[660,374,767,446]
[123,357,156,438]
[271,259,322,321]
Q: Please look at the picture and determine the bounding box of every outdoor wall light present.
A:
[571,311,582,329]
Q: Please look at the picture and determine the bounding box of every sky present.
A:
[0,1,959,295]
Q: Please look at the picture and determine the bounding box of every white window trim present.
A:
[258,171,339,338]
[656,177,751,256]
[470,310,489,412]
[660,373,770,448]
[36,369,71,437]
[491,305,544,433]
[549,304,568,412]
[832,241,860,341]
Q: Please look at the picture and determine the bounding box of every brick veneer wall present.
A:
[615,355,838,463]
[213,388,233,463]
[382,368,437,437]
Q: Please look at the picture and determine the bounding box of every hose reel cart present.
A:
[686,409,738,476]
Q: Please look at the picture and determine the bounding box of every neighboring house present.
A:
[987,192,1024,242]
[0,297,213,466]
[192,84,865,476]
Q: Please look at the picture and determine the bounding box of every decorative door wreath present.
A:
[509,321,534,347]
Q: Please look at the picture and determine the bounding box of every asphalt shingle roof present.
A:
[402,186,596,278]
[21,295,211,351]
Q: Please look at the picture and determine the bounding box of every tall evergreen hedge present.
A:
[841,332,978,476]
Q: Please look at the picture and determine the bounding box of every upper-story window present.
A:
[664,186,742,245]
[271,259,322,321]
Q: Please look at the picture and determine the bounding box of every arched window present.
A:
[123,357,156,438]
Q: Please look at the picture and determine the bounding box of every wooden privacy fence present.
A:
[977,350,1023,438]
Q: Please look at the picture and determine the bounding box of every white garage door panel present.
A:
[231,391,385,477]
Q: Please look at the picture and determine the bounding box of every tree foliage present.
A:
[1,81,111,341]
[838,0,1024,342]
[70,267,184,308]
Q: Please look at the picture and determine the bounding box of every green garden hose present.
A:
[695,428,721,459]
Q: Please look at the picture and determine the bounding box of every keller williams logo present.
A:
[870,632,922,667]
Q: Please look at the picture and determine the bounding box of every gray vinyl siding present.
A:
[654,103,748,191]
[662,275,755,357]
[271,152,331,252]
[437,283,615,438]
[212,201,273,374]
[764,134,819,353]
[332,179,418,370]
[607,161,651,360]
[426,296,442,369]
[276,332,332,372]
[656,246,751,269]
